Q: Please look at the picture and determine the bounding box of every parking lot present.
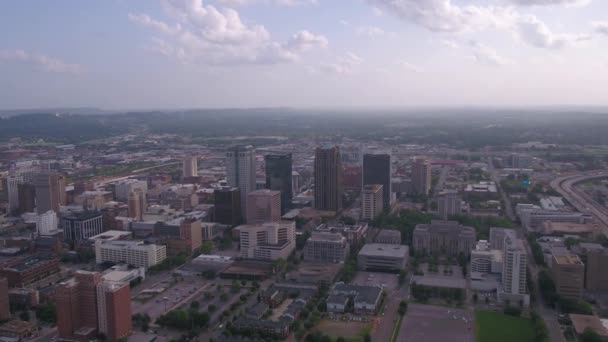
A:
[352,271,399,290]
[399,304,474,342]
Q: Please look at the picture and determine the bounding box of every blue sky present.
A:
[1,0,607,109]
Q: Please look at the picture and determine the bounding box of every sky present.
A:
[1,0,607,109]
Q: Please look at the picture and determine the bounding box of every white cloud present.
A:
[469,41,509,66]
[399,61,424,72]
[356,26,386,37]
[0,49,82,73]
[217,0,317,6]
[506,0,591,6]
[339,19,350,26]
[368,0,589,49]
[130,0,327,65]
[372,7,383,16]
[440,39,459,48]
[593,21,608,35]
[318,52,363,74]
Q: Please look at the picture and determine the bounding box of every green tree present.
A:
[581,328,603,342]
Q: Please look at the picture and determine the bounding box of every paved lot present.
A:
[353,271,399,290]
[132,277,210,320]
[399,304,474,342]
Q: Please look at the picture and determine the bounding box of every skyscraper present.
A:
[17,183,36,213]
[501,233,527,296]
[361,184,383,220]
[226,145,256,219]
[437,191,462,219]
[314,146,343,212]
[411,159,431,195]
[247,189,281,224]
[182,156,198,178]
[127,189,146,221]
[265,153,293,214]
[214,187,242,226]
[97,281,132,341]
[34,171,61,214]
[363,154,392,211]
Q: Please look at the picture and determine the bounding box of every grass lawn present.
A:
[476,310,535,342]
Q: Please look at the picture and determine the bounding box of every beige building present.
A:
[413,220,476,256]
[127,189,146,221]
[361,184,383,220]
[411,159,431,195]
[182,156,198,178]
[239,221,296,260]
[552,253,585,300]
[246,189,281,224]
[95,240,167,268]
[580,243,608,291]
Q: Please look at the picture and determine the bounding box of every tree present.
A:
[364,334,372,342]
[36,303,56,324]
[581,328,603,342]
[19,311,30,321]
[485,296,489,305]
[398,269,407,285]
[190,301,200,310]
[200,241,214,255]
[208,304,217,313]
[398,300,408,316]
[472,293,478,304]
[336,337,346,342]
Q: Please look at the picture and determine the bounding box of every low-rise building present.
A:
[239,221,296,261]
[95,240,167,269]
[0,320,38,340]
[413,220,476,257]
[331,283,383,315]
[303,232,349,263]
[357,243,408,272]
[326,294,349,313]
[470,240,503,274]
[232,318,290,339]
[314,223,369,245]
[0,254,60,287]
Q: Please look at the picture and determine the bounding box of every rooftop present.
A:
[570,314,608,336]
[554,253,584,265]
[359,243,409,258]
[88,230,132,241]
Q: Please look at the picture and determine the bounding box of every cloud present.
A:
[0,49,83,73]
[506,0,591,6]
[318,52,363,74]
[367,0,589,49]
[356,26,386,37]
[217,0,317,6]
[469,41,509,66]
[440,39,459,48]
[515,15,592,48]
[399,61,424,72]
[339,19,350,26]
[593,21,608,35]
[130,0,327,65]
[372,7,383,16]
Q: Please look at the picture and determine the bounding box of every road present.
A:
[524,239,565,342]
[486,157,516,221]
[372,275,409,342]
[551,172,608,234]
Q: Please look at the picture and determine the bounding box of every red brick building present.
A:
[0,254,60,287]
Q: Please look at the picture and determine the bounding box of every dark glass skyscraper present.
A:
[314,146,343,212]
[363,154,392,211]
[265,153,293,214]
[214,187,242,226]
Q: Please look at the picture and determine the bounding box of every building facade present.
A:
[265,153,293,214]
[226,145,256,220]
[552,253,585,300]
[502,236,527,295]
[61,211,104,242]
[214,187,242,226]
[412,220,476,256]
[303,232,350,263]
[437,191,461,220]
[182,156,198,178]
[36,210,58,236]
[0,278,9,321]
[239,221,296,260]
[246,189,281,224]
[411,159,431,195]
[357,243,409,272]
[363,154,392,211]
[361,184,383,220]
[95,240,167,268]
[34,171,61,214]
[314,146,343,212]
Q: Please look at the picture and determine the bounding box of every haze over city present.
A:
[2,0,608,109]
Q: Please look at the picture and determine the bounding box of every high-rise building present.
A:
[303,232,349,263]
[0,277,9,321]
[265,153,293,214]
[97,280,132,341]
[214,187,242,226]
[56,270,132,341]
[182,156,198,178]
[361,184,383,220]
[61,211,104,242]
[239,221,296,260]
[7,174,22,213]
[502,235,527,296]
[34,171,61,214]
[552,253,585,300]
[226,145,256,219]
[57,174,67,206]
[489,227,516,251]
[314,146,343,212]
[36,210,58,236]
[246,189,281,224]
[363,154,392,211]
[292,171,301,196]
[127,190,146,221]
[114,179,147,202]
[411,159,431,195]
[437,191,462,220]
[583,245,608,291]
[17,183,36,213]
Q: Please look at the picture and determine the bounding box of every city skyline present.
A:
[1,0,608,109]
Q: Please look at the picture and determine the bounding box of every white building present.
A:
[226,145,256,219]
[239,221,296,260]
[95,240,167,268]
[36,210,58,236]
[114,179,148,202]
[470,240,503,274]
[498,233,529,306]
[361,184,383,220]
[517,203,593,232]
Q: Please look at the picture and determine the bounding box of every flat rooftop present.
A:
[554,253,584,265]
[359,243,409,258]
[88,230,132,241]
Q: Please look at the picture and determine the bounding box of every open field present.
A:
[475,310,534,342]
[312,319,371,342]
